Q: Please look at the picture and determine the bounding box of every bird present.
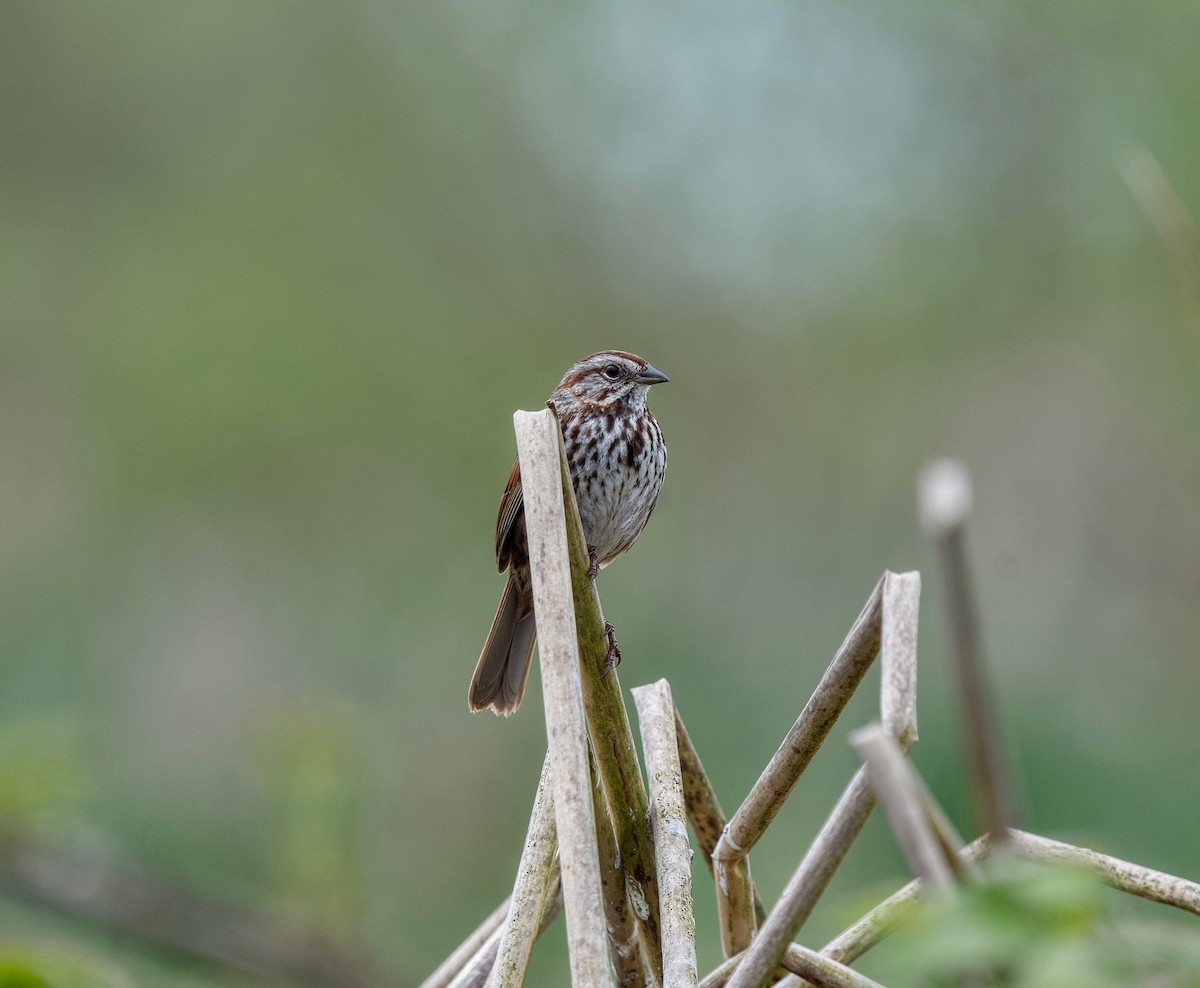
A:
[468,350,669,715]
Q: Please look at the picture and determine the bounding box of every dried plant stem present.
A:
[725,573,919,988]
[1004,829,1200,916]
[728,764,877,988]
[852,725,955,892]
[591,751,644,988]
[513,408,612,988]
[487,755,559,988]
[421,897,511,988]
[919,459,1015,840]
[634,679,698,988]
[674,707,767,929]
[549,400,663,981]
[879,573,920,748]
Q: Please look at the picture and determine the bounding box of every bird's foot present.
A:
[601,621,622,678]
[586,545,600,583]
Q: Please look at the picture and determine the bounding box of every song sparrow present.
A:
[468,351,669,715]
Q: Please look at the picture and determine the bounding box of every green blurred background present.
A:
[2,1,1199,984]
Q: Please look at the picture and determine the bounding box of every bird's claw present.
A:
[601,621,622,678]
[586,545,600,583]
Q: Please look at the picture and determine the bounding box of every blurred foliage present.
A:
[0,944,132,988]
[881,859,1200,988]
[1,0,1199,983]
[0,718,88,825]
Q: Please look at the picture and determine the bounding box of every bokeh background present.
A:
[2,1,1199,984]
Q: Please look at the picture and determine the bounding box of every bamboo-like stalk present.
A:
[421,897,511,988]
[513,408,613,988]
[673,708,726,877]
[713,856,757,960]
[725,572,920,988]
[1004,829,1200,916]
[919,459,1015,841]
[590,751,645,988]
[716,575,885,866]
[851,724,955,892]
[674,705,763,959]
[879,572,920,749]
[487,755,559,988]
[549,400,663,980]
[633,679,698,988]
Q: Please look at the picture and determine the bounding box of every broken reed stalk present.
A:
[724,572,919,988]
[633,679,699,988]
[851,725,956,893]
[549,400,664,979]
[590,750,644,988]
[512,408,612,988]
[918,459,1015,841]
[421,897,511,988]
[675,704,765,955]
[487,755,558,988]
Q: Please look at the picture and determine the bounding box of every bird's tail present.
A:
[468,575,537,715]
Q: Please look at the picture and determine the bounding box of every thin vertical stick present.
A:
[919,459,1015,840]
[880,572,920,750]
[634,680,698,988]
[487,755,559,987]
[674,708,762,956]
[590,753,645,988]
[550,401,663,980]
[514,408,613,988]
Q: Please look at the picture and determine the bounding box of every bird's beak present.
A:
[636,364,670,385]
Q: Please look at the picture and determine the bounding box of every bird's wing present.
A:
[494,458,524,571]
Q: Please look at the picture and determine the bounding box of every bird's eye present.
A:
[603,363,621,380]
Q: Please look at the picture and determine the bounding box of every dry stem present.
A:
[513,408,612,988]
[634,679,698,988]
[550,400,664,980]
[919,458,1015,840]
